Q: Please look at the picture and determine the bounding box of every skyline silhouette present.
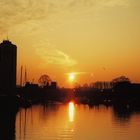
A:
[0,39,140,88]
[0,0,140,87]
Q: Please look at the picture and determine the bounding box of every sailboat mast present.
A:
[20,66,23,87]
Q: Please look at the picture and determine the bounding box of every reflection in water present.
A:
[68,102,75,122]
[15,103,140,140]
[16,103,76,140]
[0,106,18,140]
[112,104,140,124]
[17,108,30,140]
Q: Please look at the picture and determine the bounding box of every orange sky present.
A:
[0,0,140,87]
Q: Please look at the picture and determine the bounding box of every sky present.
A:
[0,0,140,87]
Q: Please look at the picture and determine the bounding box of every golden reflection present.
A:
[68,102,75,122]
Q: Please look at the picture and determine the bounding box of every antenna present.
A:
[6,35,9,40]
[24,66,27,85]
[6,32,9,40]
[20,66,23,87]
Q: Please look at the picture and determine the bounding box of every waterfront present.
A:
[11,102,140,140]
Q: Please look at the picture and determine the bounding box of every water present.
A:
[1,102,140,140]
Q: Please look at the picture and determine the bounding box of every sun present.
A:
[68,72,75,82]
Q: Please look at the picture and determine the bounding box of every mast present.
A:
[20,66,23,87]
[24,66,27,86]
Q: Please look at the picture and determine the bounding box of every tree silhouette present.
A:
[112,76,130,87]
[38,74,51,87]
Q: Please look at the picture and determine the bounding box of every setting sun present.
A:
[68,73,75,82]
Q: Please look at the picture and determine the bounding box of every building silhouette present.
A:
[0,40,17,94]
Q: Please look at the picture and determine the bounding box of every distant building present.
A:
[50,81,57,89]
[0,40,17,94]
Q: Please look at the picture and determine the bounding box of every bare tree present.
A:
[38,74,51,87]
[112,76,130,86]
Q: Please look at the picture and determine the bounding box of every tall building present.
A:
[0,40,17,94]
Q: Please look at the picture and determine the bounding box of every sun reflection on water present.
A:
[68,102,75,122]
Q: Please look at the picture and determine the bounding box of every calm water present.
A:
[1,102,140,140]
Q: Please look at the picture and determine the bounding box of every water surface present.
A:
[9,102,140,140]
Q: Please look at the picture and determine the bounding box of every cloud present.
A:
[0,0,131,65]
[35,40,77,67]
[99,0,130,7]
[0,0,131,35]
[65,71,88,75]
